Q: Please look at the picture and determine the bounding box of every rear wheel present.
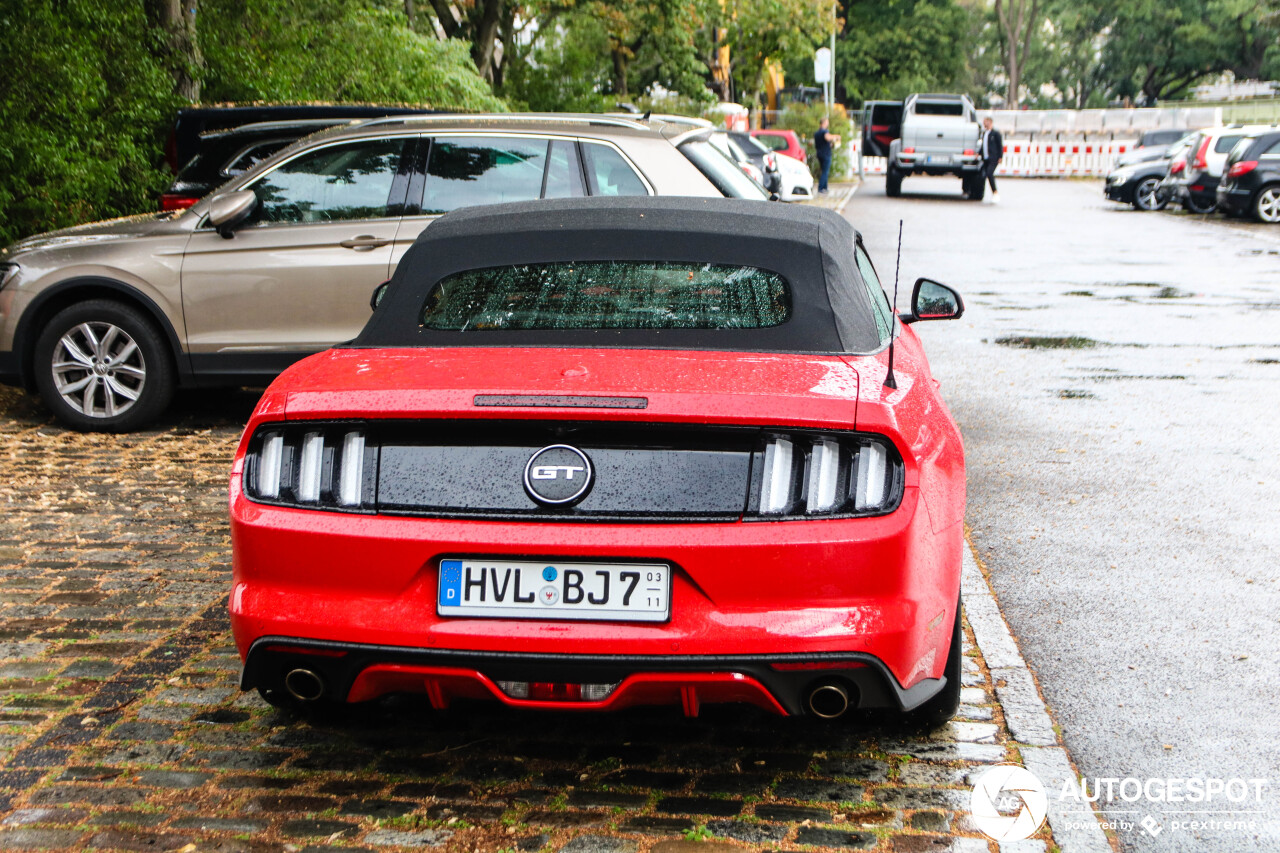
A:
[1132,176,1167,211]
[33,300,175,432]
[886,166,903,197]
[1254,185,1280,223]
[902,595,962,729]
[1182,193,1215,214]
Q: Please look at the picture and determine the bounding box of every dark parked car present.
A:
[165,104,439,173]
[725,131,783,194]
[1162,125,1268,213]
[1113,128,1191,167]
[1216,130,1280,222]
[1104,133,1196,211]
[161,120,349,210]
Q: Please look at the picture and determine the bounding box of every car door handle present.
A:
[340,236,391,251]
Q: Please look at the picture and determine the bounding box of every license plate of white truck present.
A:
[437,559,671,622]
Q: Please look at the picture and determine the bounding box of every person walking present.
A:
[815,118,841,194]
[980,115,1003,203]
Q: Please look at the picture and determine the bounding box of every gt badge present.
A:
[523,444,594,506]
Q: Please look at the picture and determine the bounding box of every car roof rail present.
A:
[199,119,356,138]
[352,113,651,131]
[670,126,714,145]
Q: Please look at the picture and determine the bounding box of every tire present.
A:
[1253,184,1280,223]
[1182,193,1215,214]
[33,299,175,432]
[886,166,903,197]
[902,594,962,729]
[1131,176,1167,211]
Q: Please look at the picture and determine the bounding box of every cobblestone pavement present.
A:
[0,385,1059,853]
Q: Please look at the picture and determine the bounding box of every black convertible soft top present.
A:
[353,196,886,354]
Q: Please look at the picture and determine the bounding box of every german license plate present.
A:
[437,559,670,622]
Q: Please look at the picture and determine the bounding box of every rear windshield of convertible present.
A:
[419,261,791,331]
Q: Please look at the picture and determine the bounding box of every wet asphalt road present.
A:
[844,176,1280,853]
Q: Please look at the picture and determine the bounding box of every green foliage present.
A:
[504,0,712,110]
[775,102,854,179]
[501,9,619,112]
[706,0,835,106]
[201,0,504,109]
[683,823,714,841]
[835,0,971,104]
[1096,0,1280,102]
[0,1,179,244]
[0,0,503,244]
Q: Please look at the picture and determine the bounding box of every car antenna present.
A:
[884,219,903,390]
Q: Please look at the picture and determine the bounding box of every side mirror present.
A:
[207,190,257,238]
[901,277,964,324]
[370,280,391,312]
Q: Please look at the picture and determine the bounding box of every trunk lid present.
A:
[282,346,860,429]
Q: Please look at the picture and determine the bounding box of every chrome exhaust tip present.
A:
[283,668,325,702]
[807,681,850,719]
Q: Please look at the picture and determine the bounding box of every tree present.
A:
[145,0,204,101]
[503,0,711,109]
[703,0,835,108]
[829,0,973,105]
[993,0,1042,108]
[1018,0,1110,108]
[200,0,504,109]
[0,1,179,243]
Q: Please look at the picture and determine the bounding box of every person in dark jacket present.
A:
[814,118,841,194]
[980,116,1003,203]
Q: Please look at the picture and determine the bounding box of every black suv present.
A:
[1216,130,1280,222]
[161,120,349,210]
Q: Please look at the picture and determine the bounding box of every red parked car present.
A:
[228,197,968,726]
[751,128,807,165]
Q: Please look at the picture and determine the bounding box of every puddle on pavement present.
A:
[995,335,1098,349]
[1056,389,1097,400]
[1086,373,1187,382]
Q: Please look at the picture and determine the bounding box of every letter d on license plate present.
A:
[438,559,670,622]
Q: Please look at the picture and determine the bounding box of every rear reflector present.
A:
[160,194,200,211]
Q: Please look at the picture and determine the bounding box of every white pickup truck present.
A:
[882,93,984,199]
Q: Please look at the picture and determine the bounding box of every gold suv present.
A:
[0,115,759,430]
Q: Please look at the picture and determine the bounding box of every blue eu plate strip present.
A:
[439,559,462,606]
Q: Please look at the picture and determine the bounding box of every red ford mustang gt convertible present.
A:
[229,197,967,725]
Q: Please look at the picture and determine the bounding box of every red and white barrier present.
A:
[856,139,1136,179]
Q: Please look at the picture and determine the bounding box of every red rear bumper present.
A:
[230,483,962,714]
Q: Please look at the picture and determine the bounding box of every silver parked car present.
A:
[0,115,762,430]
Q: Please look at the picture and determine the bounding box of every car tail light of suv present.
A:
[160,193,201,211]
[1228,160,1258,179]
[1192,136,1211,171]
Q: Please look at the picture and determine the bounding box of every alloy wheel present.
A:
[1256,187,1280,223]
[51,322,147,418]
[1134,177,1162,210]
